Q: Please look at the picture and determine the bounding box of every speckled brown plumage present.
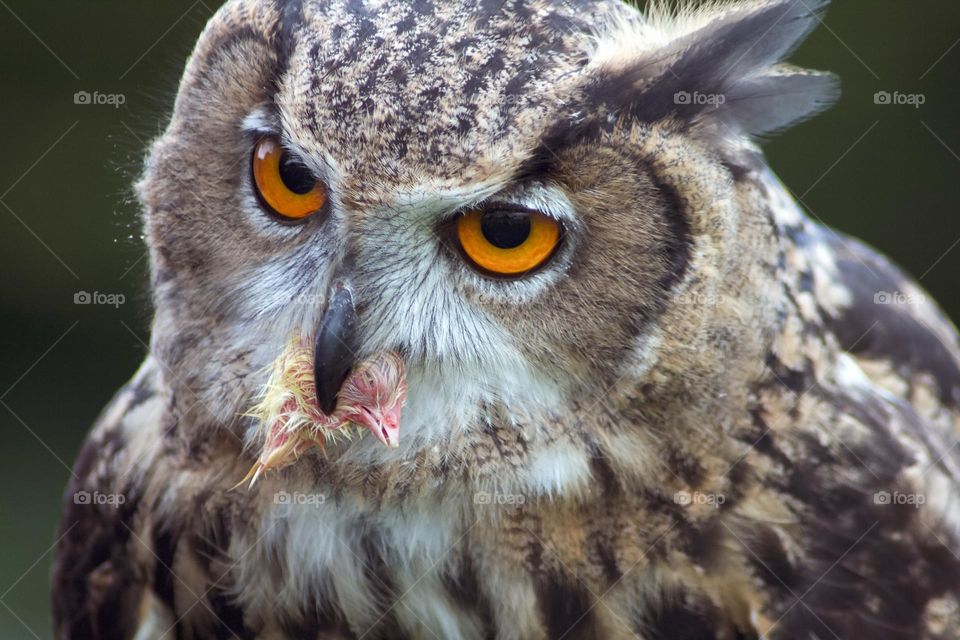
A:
[53,1,960,639]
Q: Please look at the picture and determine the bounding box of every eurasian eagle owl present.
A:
[53,0,960,638]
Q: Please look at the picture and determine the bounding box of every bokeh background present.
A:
[0,1,958,637]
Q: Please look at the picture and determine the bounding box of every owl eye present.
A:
[251,137,327,220]
[456,208,561,277]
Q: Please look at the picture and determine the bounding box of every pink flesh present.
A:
[343,403,402,448]
[251,350,406,480]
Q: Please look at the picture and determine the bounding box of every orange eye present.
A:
[251,137,326,220]
[456,208,561,276]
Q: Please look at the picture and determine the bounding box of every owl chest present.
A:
[250,496,490,637]
[244,490,697,640]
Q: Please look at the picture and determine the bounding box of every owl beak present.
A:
[313,283,359,415]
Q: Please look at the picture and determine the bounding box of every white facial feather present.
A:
[228,129,579,467]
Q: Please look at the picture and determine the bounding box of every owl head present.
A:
[137,0,836,469]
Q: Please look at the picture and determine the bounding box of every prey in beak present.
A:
[241,285,406,485]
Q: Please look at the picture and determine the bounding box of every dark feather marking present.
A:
[591,538,623,586]
[737,408,791,468]
[526,528,545,574]
[274,0,303,74]
[721,455,752,511]
[763,353,810,396]
[356,528,404,639]
[811,384,929,481]
[208,587,255,640]
[641,591,727,640]
[462,45,505,97]
[772,518,960,640]
[744,525,798,591]
[189,510,254,639]
[588,447,621,497]
[684,518,725,572]
[580,446,625,587]
[442,554,496,640]
[516,114,610,180]
[190,525,221,575]
[52,415,145,640]
[536,571,597,640]
[821,231,960,409]
[52,513,143,640]
[650,176,694,295]
[747,381,960,638]
[280,605,357,640]
[664,444,707,488]
[152,527,180,618]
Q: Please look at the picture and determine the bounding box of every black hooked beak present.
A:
[313,283,358,415]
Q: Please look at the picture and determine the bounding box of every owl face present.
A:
[138,0,836,461]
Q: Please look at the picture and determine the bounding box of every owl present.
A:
[52,0,960,638]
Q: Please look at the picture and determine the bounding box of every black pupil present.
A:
[279,154,316,195]
[480,210,531,249]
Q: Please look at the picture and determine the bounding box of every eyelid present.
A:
[478,185,577,226]
[440,201,564,229]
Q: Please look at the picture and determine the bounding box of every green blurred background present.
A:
[0,1,958,637]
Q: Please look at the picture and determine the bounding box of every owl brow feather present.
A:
[272,0,304,82]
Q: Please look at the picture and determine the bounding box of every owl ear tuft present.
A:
[585,0,839,137]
